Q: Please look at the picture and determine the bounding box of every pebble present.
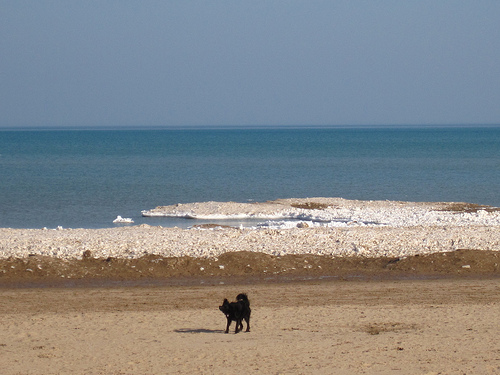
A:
[0,224,498,260]
[1,199,499,260]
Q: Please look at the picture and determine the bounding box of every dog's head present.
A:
[219,298,230,315]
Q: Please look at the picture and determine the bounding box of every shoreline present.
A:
[1,198,499,287]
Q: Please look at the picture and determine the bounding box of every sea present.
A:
[1,126,499,229]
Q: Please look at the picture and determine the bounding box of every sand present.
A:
[1,198,500,374]
[1,279,500,374]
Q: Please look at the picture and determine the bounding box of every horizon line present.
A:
[1,123,499,131]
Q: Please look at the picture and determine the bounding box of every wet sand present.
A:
[0,249,499,288]
[1,278,500,374]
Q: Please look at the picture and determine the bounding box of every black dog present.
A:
[219,293,251,334]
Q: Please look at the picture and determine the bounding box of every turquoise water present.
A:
[1,127,499,229]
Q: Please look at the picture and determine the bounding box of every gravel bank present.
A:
[1,198,499,260]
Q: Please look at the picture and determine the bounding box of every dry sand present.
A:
[1,279,500,374]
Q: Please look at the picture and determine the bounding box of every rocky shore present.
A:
[1,224,499,261]
[1,198,499,262]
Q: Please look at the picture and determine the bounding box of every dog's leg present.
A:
[245,316,250,332]
[235,319,242,334]
[225,318,231,334]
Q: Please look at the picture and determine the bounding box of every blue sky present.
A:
[1,1,500,128]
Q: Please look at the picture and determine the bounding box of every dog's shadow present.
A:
[174,328,225,334]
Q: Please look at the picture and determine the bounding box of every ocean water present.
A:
[1,126,499,229]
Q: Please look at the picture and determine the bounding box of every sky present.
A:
[1,1,500,128]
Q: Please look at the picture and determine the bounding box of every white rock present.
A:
[113,216,134,224]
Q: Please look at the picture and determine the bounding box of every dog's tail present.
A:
[236,293,249,304]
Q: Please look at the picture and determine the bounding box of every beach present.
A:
[3,1,500,371]
[1,279,500,374]
[1,198,500,373]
